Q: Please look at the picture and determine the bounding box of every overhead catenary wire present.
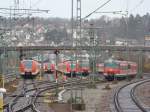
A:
[95,10,128,16]
[31,0,43,9]
[95,0,104,4]
[82,0,112,20]
[0,0,50,18]
[0,8,49,13]
[130,0,145,13]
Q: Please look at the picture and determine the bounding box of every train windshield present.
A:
[105,62,118,68]
[81,63,89,67]
[79,61,89,67]
[24,60,33,69]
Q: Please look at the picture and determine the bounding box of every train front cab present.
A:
[44,63,55,73]
[103,60,119,81]
[76,60,90,77]
[20,60,40,79]
[57,62,76,78]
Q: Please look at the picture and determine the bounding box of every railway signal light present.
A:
[54,49,59,83]
[54,49,60,55]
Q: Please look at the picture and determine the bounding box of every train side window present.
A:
[120,65,127,70]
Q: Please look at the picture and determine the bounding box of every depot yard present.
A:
[62,80,127,112]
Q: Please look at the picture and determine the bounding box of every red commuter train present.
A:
[103,59,137,80]
[57,60,90,77]
[57,61,74,77]
[19,59,41,79]
[43,62,55,73]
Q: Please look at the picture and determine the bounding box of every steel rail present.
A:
[5,78,87,112]
[131,80,150,112]
[114,78,150,112]
[31,80,90,112]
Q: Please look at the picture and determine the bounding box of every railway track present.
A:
[3,72,18,83]
[5,79,54,112]
[31,79,90,112]
[8,79,35,112]
[3,77,89,112]
[113,78,150,112]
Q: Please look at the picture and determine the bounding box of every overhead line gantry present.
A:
[0,45,149,51]
[0,8,49,13]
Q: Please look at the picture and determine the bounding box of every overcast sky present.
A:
[0,0,149,18]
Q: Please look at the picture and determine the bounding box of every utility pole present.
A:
[14,0,20,17]
[0,29,8,88]
[54,49,59,96]
[70,0,74,111]
[75,0,81,70]
[137,50,143,78]
[76,0,82,41]
[89,23,96,81]
[70,0,84,110]
[124,12,129,80]
[76,0,84,106]
[2,47,6,88]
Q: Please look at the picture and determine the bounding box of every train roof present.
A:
[105,58,136,65]
[21,59,38,62]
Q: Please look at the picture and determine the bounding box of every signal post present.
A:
[0,88,6,112]
[54,49,60,96]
